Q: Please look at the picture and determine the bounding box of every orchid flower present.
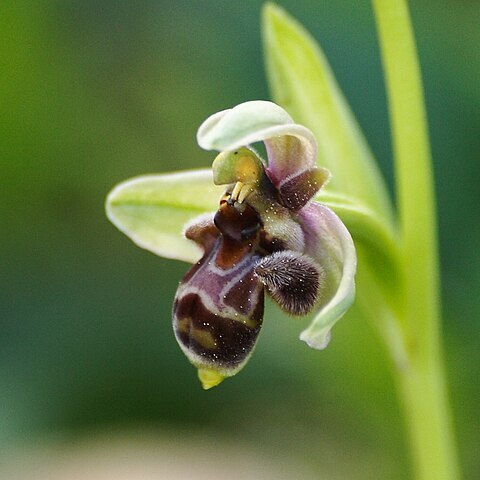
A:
[107,101,356,389]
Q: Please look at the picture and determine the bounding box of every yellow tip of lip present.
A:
[197,368,225,390]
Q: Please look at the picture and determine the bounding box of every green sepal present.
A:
[106,169,224,263]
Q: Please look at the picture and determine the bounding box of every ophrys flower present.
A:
[107,101,356,389]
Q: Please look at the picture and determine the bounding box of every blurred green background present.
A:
[1,1,478,479]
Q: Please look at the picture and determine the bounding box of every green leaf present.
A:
[106,169,224,263]
[262,3,394,227]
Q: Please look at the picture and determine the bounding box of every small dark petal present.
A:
[277,167,329,211]
[254,251,323,316]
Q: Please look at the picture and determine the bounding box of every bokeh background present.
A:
[1,1,478,479]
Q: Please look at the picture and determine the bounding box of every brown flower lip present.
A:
[173,177,323,388]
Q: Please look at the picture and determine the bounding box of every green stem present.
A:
[372,1,460,479]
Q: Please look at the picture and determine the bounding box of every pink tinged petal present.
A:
[295,202,357,349]
[197,100,320,186]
